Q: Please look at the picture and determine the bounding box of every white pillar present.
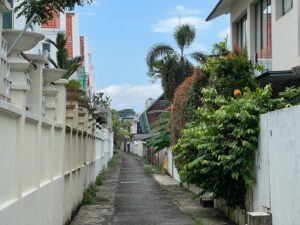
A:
[26,54,47,115]
[54,79,68,124]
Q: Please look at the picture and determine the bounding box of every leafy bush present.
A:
[172,86,286,208]
[82,183,97,205]
[148,111,170,152]
[279,86,300,105]
[170,69,208,144]
[108,156,118,168]
[202,48,258,98]
[96,171,105,186]
[67,80,81,90]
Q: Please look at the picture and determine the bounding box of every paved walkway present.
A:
[153,174,236,225]
[70,152,236,225]
[70,155,121,225]
[114,153,192,225]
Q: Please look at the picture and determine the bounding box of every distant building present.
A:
[139,94,170,134]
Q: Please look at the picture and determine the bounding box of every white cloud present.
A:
[175,5,203,16]
[99,84,163,113]
[84,12,96,16]
[152,16,211,33]
[218,27,231,39]
[91,0,102,7]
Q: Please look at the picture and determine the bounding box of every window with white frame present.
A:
[42,43,51,57]
[236,15,247,49]
[3,0,13,29]
[283,0,293,15]
[255,0,272,71]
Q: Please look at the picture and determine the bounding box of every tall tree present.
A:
[46,33,82,79]
[118,109,136,118]
[146,24,206,100]
[15,0,92,24]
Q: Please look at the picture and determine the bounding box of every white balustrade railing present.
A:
[0,37,11,101]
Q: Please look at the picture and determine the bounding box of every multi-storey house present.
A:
[207,0,299,93]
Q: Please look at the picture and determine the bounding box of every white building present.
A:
[207,0,300,93]
[4,0,94,84]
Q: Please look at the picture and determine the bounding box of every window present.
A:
[42,43,51,57]
[3,0,13,29]
[283,0,293,15]
[237,15,247,49]
[255,0,272,71]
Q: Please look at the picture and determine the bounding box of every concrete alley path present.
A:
[70,152,235,225]
[113,152,192,225]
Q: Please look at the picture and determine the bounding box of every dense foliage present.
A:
[15,0,92,24]
[172,86,286,208]
[146,24,206,100]
[112,110,130,149]
[170,45,291,209]
[46,33,82,79]
[170,69,208,143]
[148,111,170,153]
[202,48,258,98]
[118,109,136,118]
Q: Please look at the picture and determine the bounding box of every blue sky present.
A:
[75,0,229,112]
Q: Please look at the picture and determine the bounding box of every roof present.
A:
[256,70,300,96]
[133,134,153,141]
[206,0,234,21]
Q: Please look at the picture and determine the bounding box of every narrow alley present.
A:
[71,151,236,225]
[114,153,192,225]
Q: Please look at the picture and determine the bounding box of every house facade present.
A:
[3,1,95,96]
[207,0,299,73]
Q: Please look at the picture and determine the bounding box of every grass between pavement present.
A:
[82,153,118,205]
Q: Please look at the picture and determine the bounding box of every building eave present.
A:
[206,0,233,21]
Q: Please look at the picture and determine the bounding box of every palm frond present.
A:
[45,38,58,49]
[48,56,59,68]
[146,44,175,70]
[174,24,196,56]
[189,52,208,64]
[64,56,82,79]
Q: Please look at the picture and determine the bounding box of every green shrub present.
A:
[82,183,97,205]
[144,163,163,174]
[202,48,258,98]
[108,156,117,168]
[172,86,286,208]
[67,80,81,90]
[170,69,208,144]
[95,171,105,186]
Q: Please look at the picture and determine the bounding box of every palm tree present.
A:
[147,24,206,100]
[46,33,82,79]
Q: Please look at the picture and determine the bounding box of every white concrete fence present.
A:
[0,10,113,225]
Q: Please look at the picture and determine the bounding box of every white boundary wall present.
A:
[253,105,300,225]
[0,101,113,225]
[167,150,180,182]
